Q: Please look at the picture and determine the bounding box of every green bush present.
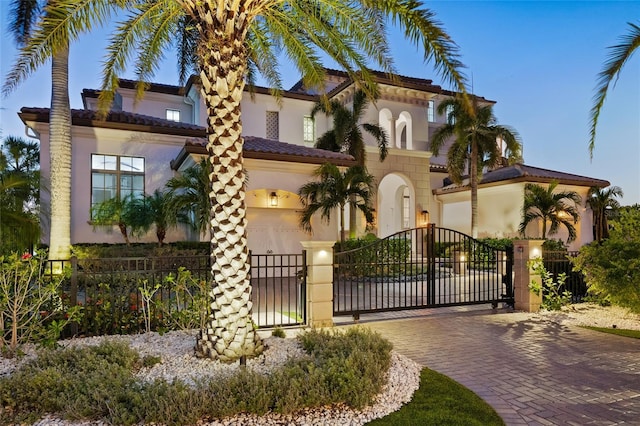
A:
[71,242,209,259]
[0,328,394,425]
[334,235,411,277]
[0,251,82,355]
[528,259,572,311]
[572,209,640,313]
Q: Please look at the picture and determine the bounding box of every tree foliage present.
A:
[430,97,521,238]
[589,21,640,157]
[572,208,640,313]
[587,185,623,242]
[519,181,582,243]
[298,164,375,244]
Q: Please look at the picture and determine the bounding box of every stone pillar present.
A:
[513,239,544,312]
[300,241,335,328]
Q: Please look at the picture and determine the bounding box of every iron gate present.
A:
[333,225,513,317]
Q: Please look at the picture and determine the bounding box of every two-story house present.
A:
[19,68,609,252]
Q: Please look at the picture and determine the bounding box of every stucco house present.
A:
[19,69,609,252]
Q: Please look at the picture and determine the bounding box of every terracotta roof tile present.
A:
[435,163,610,194]
[19,107,356,167]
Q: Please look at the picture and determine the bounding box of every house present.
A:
[19,69,609,253]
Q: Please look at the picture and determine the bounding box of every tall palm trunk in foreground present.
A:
[186,2,262,360]
[48,46,72,261]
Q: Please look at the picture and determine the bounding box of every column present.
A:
[513,239,544,312]
[300,241,335,327]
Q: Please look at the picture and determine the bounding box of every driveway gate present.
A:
[333,225,513,318]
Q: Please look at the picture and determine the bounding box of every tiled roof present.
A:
[177,136,356,168]
[20,107,205,136]
[19,107,355,167]
[434,163,610,194]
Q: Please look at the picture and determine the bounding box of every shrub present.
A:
[572,209,640,313]
[528,259,572,311]
[271,326,286,338]
[0,252,82,355]
[0,328,394,424]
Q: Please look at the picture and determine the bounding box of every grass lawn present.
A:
[367,368,504,426]
[581,326,640,339]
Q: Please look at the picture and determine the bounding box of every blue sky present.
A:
[1,1,638,204]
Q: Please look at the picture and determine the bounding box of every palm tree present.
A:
[589,22,640,157]
[519,182,582,243]
[90,195,151,246]
[9,0,468,362]
[165,159,212,241]
[431,97,522,238]
[0,174,40,255]
[312,89,389,165]
[312,89,388,238]
[299,164,375,245]
[587,186,623,242]
[130,190,175,246]
[5,0,89,261]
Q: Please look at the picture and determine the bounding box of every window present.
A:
[427,100,435,122]
[445,104,455,125]
[402,187,410,229]
[166,109,180,122]
[266,111,279,140]
[303,116,315,144]
[91,154,145,215]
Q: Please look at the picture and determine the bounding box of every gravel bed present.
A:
[4,302,638,425]
[5,331,420,426]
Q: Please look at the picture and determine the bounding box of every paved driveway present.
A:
[335,307,640,425]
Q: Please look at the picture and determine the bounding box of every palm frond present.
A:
[589,21,640,158]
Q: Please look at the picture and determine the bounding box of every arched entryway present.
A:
[377,173,415,238]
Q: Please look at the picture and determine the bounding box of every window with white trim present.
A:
[402,187,410,229]
[303,116,315,144]
[445,104,455,125]
[427,100,435,122]
[91,154,145,216]
[166,109,180,122]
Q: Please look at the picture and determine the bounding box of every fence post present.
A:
[70,256,78,335]
[513,239,544,312]
[300,241,334,328]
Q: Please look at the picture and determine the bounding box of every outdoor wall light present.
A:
[421,210,430,225]
[269,191,278,207]
[531,247,541,258]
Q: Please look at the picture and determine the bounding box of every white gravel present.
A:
[4,302,638,425]
[4,330,421,426]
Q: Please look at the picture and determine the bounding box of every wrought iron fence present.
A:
[333,225,513,318]
[47,252,306,336]
[542,250,587,302]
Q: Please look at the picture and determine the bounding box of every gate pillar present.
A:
[300,241,334,327]
[513,239,544,312]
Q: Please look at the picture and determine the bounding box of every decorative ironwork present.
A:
[333,224,514,318]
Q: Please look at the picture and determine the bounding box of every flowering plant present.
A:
[0,251,82,356]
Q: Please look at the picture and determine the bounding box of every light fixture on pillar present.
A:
[421,210,430,225]
[269,191,278,207]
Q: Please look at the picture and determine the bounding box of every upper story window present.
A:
[91,154,145,217]
[427,100,435,122]
[303,116,315,144]
[266,111,279,140]
[445,104,456,125]
[166,109,180,122]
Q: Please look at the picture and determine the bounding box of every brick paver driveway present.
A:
[336,307,640,425]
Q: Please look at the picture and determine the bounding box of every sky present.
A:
[1,1,639,204]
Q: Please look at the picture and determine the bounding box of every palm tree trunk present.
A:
[340,204,346,244]
[189,2,263,361]
[470,136,479,239]
[48,46,72,261]
[348,194,357,239]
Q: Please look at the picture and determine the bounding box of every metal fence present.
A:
[333,226,513,318]
[542,250,587,302]
[48,252,306,336]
